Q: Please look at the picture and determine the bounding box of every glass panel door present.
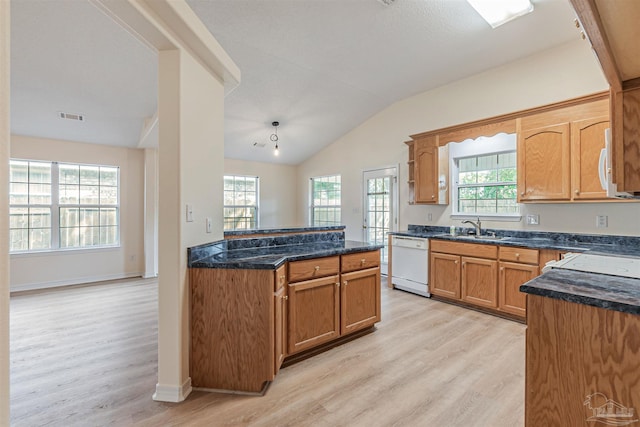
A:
[363,167,398,275]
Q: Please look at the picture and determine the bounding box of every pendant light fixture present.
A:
[270,121,280,156]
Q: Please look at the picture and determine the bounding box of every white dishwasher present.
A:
[390,235,429,297]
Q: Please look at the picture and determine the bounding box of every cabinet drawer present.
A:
[499,246,539,265]
[341,250,380,273]
[430,240,497,259]
[288,256,340,282]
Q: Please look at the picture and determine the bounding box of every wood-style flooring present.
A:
[10,277,525,426]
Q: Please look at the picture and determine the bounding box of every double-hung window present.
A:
[9,160,120,253]
[454,151,518,215]
[223,175,259,230]
[310,175,341,226]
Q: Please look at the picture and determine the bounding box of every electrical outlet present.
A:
[596,215,608,228]
[186,204,193,222]
[206,217,212,233]
[526,214,540,225]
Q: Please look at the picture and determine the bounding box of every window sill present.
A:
[10,245,121,258]
[450,214,522,222]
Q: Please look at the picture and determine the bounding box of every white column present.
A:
[143,148,158,278]
[0,0,11,423]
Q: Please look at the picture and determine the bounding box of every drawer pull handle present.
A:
[361,258,366,264]
[283,295,288,301]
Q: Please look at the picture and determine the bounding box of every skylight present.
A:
[466,0,534,29]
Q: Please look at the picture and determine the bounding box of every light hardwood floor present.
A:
[10,277,525,426]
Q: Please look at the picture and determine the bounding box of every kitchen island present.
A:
[520,260,640,426]
[188,226,383,394]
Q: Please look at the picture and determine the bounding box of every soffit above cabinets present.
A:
[594,0,640,82]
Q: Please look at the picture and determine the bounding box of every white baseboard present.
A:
[10,272,145,293]
[153,378,192,403]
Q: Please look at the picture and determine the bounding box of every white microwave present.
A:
[598,128,640,199]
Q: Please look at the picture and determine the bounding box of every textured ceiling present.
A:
[11,0,581,164]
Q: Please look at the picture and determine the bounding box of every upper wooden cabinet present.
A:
[518,123,571,201]
[517,97,610,202]
[570,0,640,195]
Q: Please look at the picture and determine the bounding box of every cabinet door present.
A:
[274,286,287,375]
[341,267,381,335]
[414,138,438,204]
[499,261,538,317]
[571,116,610,200]
[461,256,498,308]
[518,123,571,201]
[430,252,460,299]
[288,274,340,354]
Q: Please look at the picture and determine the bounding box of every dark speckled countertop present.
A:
[190,240,382,270]
[189,227,382,270]
[224,225,345,237]
[520,269,640,315]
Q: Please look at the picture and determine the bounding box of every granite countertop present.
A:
[520,269,640,315]
[190,240,383,270]
[224,225,345,237]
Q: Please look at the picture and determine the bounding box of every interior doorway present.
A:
[362,166,398,276]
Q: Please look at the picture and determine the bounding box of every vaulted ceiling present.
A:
[10,0,582,165]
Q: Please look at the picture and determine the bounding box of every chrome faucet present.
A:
[462,218,482,236]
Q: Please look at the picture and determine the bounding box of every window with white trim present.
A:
[454,151,518,215]
[310,175,341,226]
[9,160,120,253]
[223,175,259,230]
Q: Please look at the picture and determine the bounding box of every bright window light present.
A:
[466,0,534,28]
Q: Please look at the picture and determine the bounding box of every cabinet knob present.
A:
[500,267,504,271]
[283,295,288,300]
[344,281,348,286]
[575,189,579,195]
[280,275,285,281]
[454,260,458,264]
[314,266,320,271]
[361,258,366,264]
[520,192,525,196]
[516,253,520,258]
[335,282,340,287]
[431,195,435,199]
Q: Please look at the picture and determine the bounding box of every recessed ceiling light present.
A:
[466,0,534,29]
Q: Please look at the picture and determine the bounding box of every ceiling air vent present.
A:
[252,141,266,148]
[58,112,84,122]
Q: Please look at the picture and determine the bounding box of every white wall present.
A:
[224,158,300,227]
[1,0,10,422]
[298,39,640,238]
[9,135,145,291]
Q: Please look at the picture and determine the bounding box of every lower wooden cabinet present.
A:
[462,257,498,308]
[430,252,461,299]
[430,240,554,320]
[341,267,381,335]
[498,261,538,317]
[287,274,340,354]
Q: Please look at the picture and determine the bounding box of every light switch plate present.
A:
[186,204,194,222]
[206,217,212,233]
[526,214,540,225]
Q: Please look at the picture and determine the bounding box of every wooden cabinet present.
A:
[341,267,381,335]
[430,240,548,320]
[287,274,340,354]
[288,250,381,355]
[517,97,610,203]
[406,136,446,205]
[462,257,498,308]
[571,116,610,200]
[430,252,461,299]
[274,265,287,375]
[525,294,640,426]
[430,240,498,309]
[518,123,571,201]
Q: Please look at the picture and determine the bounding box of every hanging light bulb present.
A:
[270,121,280,156]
